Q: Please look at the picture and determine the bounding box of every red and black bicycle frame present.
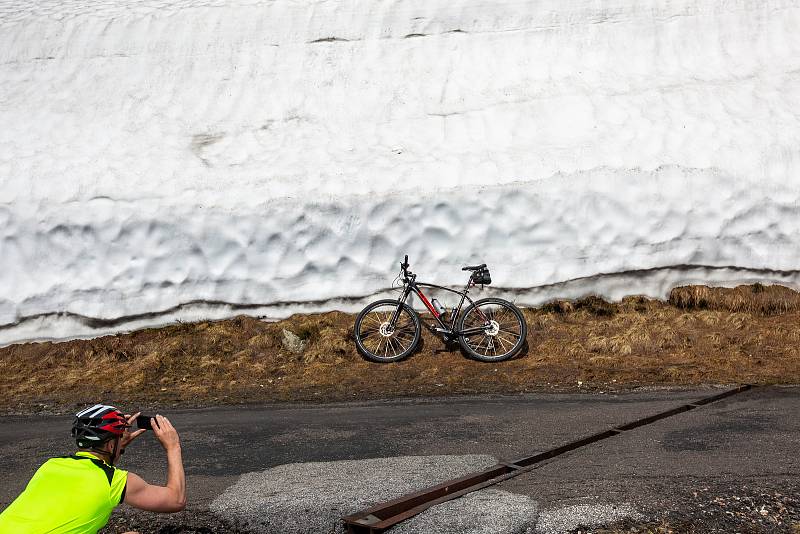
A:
[392,275,490,338]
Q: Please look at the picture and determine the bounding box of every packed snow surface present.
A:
[1,0,800,343]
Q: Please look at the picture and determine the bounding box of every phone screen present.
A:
[136,415,154,430]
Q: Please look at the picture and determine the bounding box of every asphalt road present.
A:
[1,386,798,531]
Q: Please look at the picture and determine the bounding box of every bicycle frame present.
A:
[391,277,490,338]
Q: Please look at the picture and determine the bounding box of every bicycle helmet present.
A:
[72,404,128,448]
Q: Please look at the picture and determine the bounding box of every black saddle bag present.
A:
[473,268,492,285]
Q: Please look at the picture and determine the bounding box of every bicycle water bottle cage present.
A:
[473,268,492,285]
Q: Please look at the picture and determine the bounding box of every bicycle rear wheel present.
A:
[457,298,527,362]
[354,299,421,363]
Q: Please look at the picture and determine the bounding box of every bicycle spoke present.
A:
[497,327,521,338]
[495,333,508,353]
[496,332,519,346]
[364,314,382,326]
[394,336,414,345]
[497,324,521,334]
[395,320,413,332]
[477,334,491,354]
[386,336,398,356]
[393,334,408,353]
[361,323,379,336]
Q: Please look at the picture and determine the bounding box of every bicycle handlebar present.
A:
[400,255,412,281]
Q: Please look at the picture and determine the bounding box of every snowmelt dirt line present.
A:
[342,384,754,533]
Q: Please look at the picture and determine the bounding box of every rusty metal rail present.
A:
[342,384,753,533]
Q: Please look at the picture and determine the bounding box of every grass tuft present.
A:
[668,284,800,315]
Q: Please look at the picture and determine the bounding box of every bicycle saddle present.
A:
[461,264,487,271]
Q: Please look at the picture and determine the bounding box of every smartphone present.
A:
[136,415,155,430]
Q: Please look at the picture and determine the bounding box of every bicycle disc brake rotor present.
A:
[485,320,500,336]
[379,322,394,337]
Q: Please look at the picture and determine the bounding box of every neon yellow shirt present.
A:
[0,452,128,534]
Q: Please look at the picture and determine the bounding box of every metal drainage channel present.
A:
[342,384,753,533]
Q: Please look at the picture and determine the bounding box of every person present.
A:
[0,404,186,533]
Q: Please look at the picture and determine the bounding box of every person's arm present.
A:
[124,415,186,512]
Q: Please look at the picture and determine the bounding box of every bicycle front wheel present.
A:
[457,298,527,362]
[354,299,421,363]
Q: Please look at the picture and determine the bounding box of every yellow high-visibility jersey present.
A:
[0,451,127,534]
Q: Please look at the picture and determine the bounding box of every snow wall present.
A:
[1,0,799,345]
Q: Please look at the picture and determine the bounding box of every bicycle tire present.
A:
[354,299,421,363]
[457,298,527,362]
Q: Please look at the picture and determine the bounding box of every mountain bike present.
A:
[354,256,527,363]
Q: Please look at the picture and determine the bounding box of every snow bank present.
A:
[1,0,799,344]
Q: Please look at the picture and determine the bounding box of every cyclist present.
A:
[0,404,186,533]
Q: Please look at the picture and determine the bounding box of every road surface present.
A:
[1,386,797,532]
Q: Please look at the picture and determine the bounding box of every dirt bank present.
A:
[2,284,799,414]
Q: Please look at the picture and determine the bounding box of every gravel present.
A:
[535,503,643,534]
[393,489,538,534]
[210,455,502,534]
[593,483,800,533]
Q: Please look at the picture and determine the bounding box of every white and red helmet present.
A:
[71,404,128,448]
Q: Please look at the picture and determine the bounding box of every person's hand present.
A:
[120,412,147,451]
[152,414,181,452]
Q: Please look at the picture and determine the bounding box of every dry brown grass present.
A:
[1,284,799,412]
[668,283,800,314]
